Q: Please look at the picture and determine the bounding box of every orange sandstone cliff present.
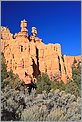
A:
[1,19,81,84]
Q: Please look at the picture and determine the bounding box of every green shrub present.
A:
[72,62,81,90]
[51,80,66,91]
[1,53,8,82]
[1,71,25,91]
[65,80,81,97]
[70,60,81,97]
[36,73,52,94]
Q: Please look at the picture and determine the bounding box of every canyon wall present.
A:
[1,20,81,84]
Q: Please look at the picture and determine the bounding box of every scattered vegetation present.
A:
[36,58,81,97]
[1,52,81,121]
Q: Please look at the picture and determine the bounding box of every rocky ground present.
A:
[1,88,81,121]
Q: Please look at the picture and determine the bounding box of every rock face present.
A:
[1,20,81,84]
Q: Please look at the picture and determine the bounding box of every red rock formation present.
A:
[1,20,81,84]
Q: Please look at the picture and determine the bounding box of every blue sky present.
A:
[1,1,81,56]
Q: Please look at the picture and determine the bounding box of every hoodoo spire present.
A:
[20,19,28,32]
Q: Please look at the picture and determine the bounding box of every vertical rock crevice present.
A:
[62,55,66,73]
[31,47,40,78]
[58,56,61,72]
[36,47,41,77]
